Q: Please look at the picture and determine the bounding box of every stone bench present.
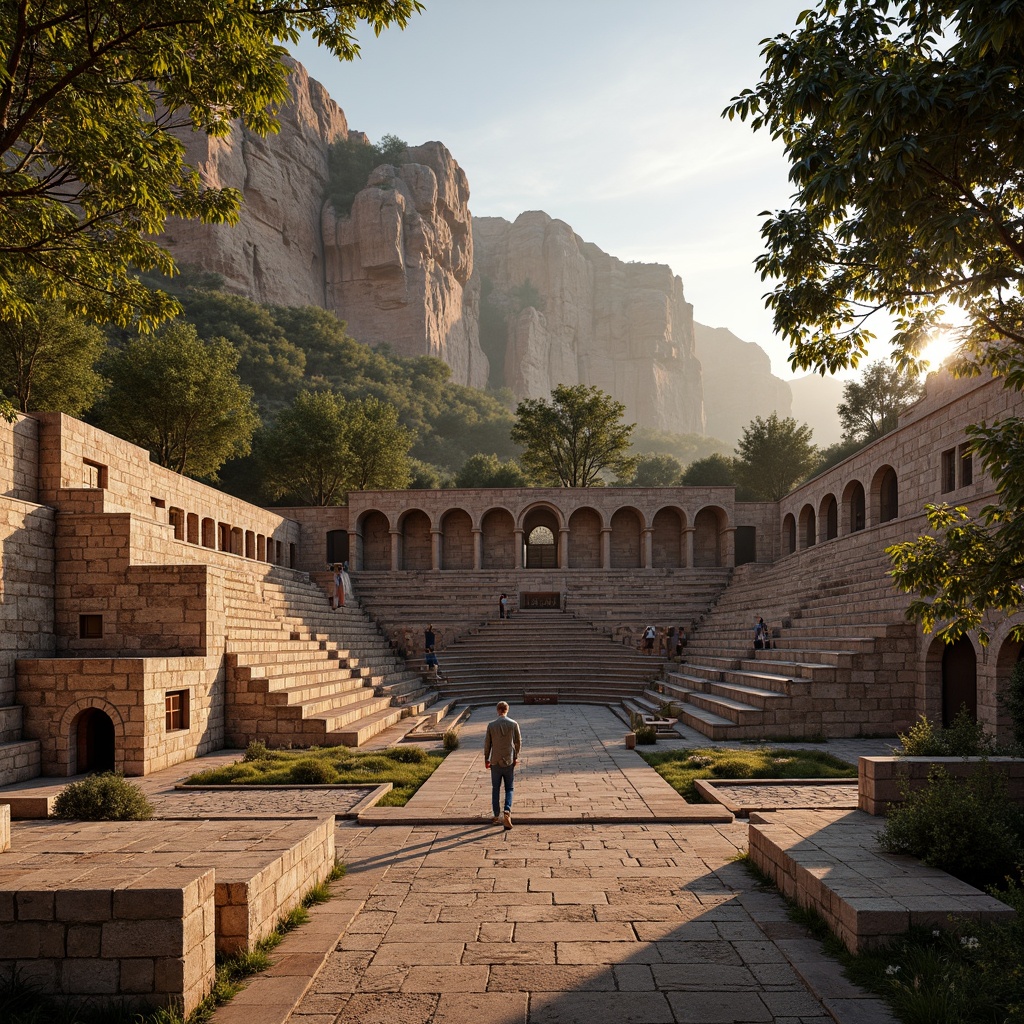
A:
[640,714,677,735]
[748,809,1016,953]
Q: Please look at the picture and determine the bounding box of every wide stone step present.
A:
[328,705,407,746]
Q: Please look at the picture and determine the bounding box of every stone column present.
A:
[723,526,736,568]
[683,527,695,569]
[600,527,612,569]
[472,528,483,570]
[352,530,363,572]
[389,529,401,572]
[558,527,570,569]
[431,528,442,571]
[513,528,525,568]
[642,527,653,569]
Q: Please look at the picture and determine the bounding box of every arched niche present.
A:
[874,465,899,524]
[799,504,816,549]
[400,509,432,570]
[72,707,116,773]
[360,510,391,570]
[610,507,643,568]
[819,494,838,541]
[694,506,726,567]
[782,512,797,555]
[482,508,516,569]
[652,506,685,568]
[568,507,602,568]
[843,480,866,534]
[942,636,978,726]
[440,508,473,570]
[523,506,561,568]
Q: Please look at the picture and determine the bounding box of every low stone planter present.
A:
[859,756,1024,815]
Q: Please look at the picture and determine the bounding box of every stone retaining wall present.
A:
[0,867,217,1015]
[859,755,1024,815]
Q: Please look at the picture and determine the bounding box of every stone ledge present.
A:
[859,756,1024,815]
[748,808,1016,953]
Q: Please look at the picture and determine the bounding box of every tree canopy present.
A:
[94,321,258,478]
[0,284,106,415]
[838,361,925,444]
[728,0,1024,641]
[734,413,818,502]
[510,384,637,487]
[0,1,421,327]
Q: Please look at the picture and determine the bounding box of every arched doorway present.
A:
[820,494,838,540]
[942,636,977,726]
[783,513,796,554]
[845,481,866,533]
[523,507,560,568]
[799,504,816,549]
[74,708,115,773]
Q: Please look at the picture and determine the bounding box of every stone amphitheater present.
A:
[1,367,1021,1018]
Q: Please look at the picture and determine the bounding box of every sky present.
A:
[292,1,891,382]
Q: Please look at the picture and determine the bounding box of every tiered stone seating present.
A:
[643,535,918,739]
[345,568,733,655]
[222,571,436,747]
[426,610,666,706]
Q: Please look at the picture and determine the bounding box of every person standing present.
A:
[484,701,521,829]
[333,564,345,608]
[642,623,656,654]
[425,624,436,651]
[499,593,508,619]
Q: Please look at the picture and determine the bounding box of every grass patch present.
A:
[738,855,1024,1024]
[638,746,856,803]
[185,744,445,806]
[0,863,348,1024]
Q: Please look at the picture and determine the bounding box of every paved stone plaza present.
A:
[200,706,898,1024]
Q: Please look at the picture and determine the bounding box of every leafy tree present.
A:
[615,454,683,487]
[326,133,410,216]
[680,453,737,488]
[344,397,414,491]
[257,391,350,505]
[0,1,422,327]
[0,287,106,415]
[510,384,637,487]
[258,391,413,503]
[94,321,258,478]
[838,361,924,444]
[814,438,866,476]
[727,0,1024,640]
[455,453,529,489]
[734,413,818,502]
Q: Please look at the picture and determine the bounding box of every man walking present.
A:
[484,701,521,830]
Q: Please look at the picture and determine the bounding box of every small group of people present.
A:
[328,562,353,609]
[641,624,686,658]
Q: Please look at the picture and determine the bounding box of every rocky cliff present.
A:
[322,142,488,388]
[693,324,793,443]
[162,60,349,308]
[472,212,705,435]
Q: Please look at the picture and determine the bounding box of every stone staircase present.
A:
[222,571,439,747]
[638,537,918,740]
[342,567,733,655]
[426,610,667,706]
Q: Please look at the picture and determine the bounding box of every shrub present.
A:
[1001,660,1024,751]
[711,758,756,779]
[381,745,428,764]
[243,740,270,762]
[878,761,1024,889]
[53,772,153,821]
[897,708,996,757]
[443,729,460,752]
[635,724,658,745]
[288,758,338,785]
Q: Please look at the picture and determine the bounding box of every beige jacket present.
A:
[484,716,522,767]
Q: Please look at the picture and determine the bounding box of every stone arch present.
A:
[693,505,727,567]
[652,506,685,568]
[873,464,899,524]
[60,698,126,776]
[942,635,978,726]
[568,506,602,569]
[359,509,391,571]
[482,508,516,569]
[798,504,816,549]
[399,508,432,570]
[440,508,473,570]
[994,632,1024,746]
[819,493,838,541]
[522,505,562,568]
[842,479,866,534]
[610,506,643,568]
[782,512,797,555]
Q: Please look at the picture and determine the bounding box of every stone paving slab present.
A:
[360,705,733,826]
[694,779,859,817]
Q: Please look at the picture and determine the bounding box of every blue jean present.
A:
[490,763,515,817]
